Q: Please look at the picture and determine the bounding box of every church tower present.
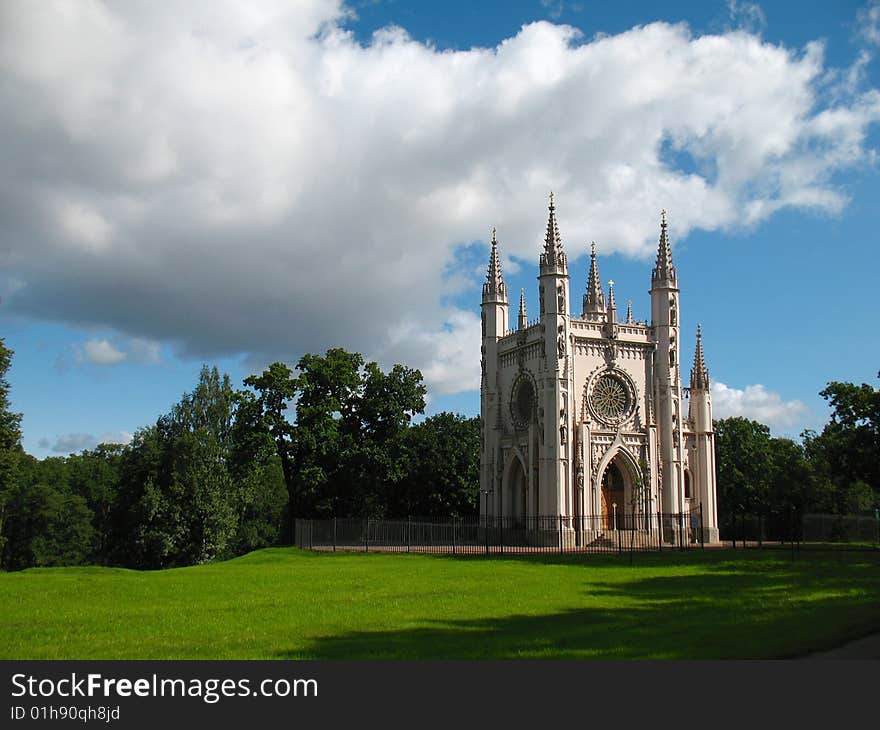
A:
[538,193,573,517]
[650,211,686,526]
[688,324,720,542]
[480,229,508,517]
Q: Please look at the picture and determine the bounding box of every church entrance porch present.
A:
[600,461,626,530]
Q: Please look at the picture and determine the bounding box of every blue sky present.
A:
[1,0,879,458]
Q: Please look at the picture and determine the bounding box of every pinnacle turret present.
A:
[582,241,606,315]
[651,209,677,285]
[539,192,567,274]
[518,288,528,330]
[690,324,710,390]
[482,227,508,304]
[626,300,633,324]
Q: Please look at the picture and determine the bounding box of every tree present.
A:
[243,349,427,527]
[392,413,479,518]
[802,372,879,513]
[111,366,244,568]
[0,339,22,561]
[713,417,773,517]
[67,443,125,562]
[242,362,299,537]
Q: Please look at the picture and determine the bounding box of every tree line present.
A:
[0,337,877,570]
[0,343,478,570]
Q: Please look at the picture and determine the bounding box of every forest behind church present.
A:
[0,337,877,571]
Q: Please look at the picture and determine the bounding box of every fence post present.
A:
[485,516,490,556]
[558,515,563,554]
[658,511,662,552]
[700,503,704,549]
[309,520,313,550]
[500,520,504,555]
[617,523,622,554]
[364,518,368,553]
[452,518,457,556]
[406,516,410,554]
[332,517,337,552]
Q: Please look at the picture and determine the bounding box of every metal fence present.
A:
[294,509,705,555]
[721,509,880,551]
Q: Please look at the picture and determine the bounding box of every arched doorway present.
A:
[506,456,527,524]
[600,460,626,530]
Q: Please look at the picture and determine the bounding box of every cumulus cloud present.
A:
[72,337,161,366]
[711,381,809,429]
[727,1,767,33]
[50,430,133,454]
[80,339,127,366]
[1,1,878,394]
[859,1,880,46]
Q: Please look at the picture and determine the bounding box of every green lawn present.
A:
[1,548,878,659]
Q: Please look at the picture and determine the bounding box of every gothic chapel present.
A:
[479,195,720,544]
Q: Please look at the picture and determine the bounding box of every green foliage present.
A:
[2,481,94,570]
[801,372,880,513]
[243,349,428,522]
[714,417,773,514]
[112,366,282,568]
[0,339,22,559]
[393,412,480,517]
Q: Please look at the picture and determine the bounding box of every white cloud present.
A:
[72,337,161,366]
[1,2,879,394]
[858,1,880,46]
[80,339,127,365]
[727,1,767,34]
[50,432,97,454]
[97,431,133,447]
[49,430,133,454]
[711,381,809,429]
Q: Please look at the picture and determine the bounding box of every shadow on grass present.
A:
[282,551,880,660]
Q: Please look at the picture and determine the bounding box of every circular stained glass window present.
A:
[591,373,629,420]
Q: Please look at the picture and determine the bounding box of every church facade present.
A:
[479,195,719,544]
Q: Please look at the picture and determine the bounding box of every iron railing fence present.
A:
[294,509,705,555]
[720,510,879,551]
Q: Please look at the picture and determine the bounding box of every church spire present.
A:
[482,227,508,304]
[582,241,606,315]
[518,288,528,330]
[690,324,710,390]
[626,300,633,324]
[651,209,677,285]
[540,192,567,274]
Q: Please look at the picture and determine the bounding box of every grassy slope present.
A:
[1,548,879,659]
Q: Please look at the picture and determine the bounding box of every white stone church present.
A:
[479,195,720,544]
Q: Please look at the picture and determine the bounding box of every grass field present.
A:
[1,548,879,659]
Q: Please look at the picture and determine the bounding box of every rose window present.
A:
[591,374,630,420]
